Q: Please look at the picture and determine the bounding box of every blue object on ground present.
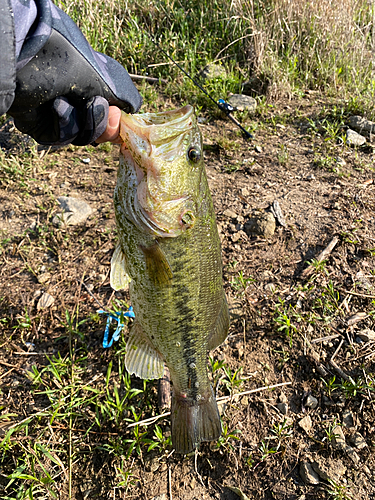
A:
[98,307,135,348]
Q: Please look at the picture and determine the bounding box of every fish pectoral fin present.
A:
[110,244,131,291]
[140,241,173,287]
[125,322,165,380]
[208,292,230,351]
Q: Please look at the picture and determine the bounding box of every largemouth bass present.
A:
[110,105,229,454]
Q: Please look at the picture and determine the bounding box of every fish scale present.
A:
[111,105,229,453]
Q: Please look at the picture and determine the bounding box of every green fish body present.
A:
[111,105,229,454]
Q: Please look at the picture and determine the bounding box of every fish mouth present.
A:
[119,105,195,157]
[118,105,198,237]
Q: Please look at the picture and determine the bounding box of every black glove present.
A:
[7,1,142,145]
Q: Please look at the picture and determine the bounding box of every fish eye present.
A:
[187,147,201,163]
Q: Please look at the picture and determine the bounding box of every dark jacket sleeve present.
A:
[1,0,142,145]
[0,0,16,115]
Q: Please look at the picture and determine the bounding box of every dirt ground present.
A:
[0,92,375,500]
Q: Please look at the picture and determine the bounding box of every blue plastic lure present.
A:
[98,307,135,348]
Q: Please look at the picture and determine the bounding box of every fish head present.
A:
[118,105,204,237]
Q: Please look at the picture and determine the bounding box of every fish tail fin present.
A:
[171,388,221,454]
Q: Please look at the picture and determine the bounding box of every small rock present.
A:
[37,272,51,284]
[349,431,367,450]
[348,115,375,133]
[244,212,276,239]
[228,94,257,113]
[200,63,227,80]
[241,187,250,197]
[279,392,288,404]
[223,209,238,219]
[357,328,375,342]
[345,445,360,465]
[277,403,288,415]
[332,425,346,451]
[299,462,320,485]
[305,395,318,409]
[342,410,355,429]
[52,196,93,226]
[299,415,313,434]
[335,157,346,167]
[37,292,55,310]
[346,128,366,146]
[312,457,346,482]
[254,145,262,153]
[82,157,90,164]
[145,456,159,473]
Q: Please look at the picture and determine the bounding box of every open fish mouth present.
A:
[119,105,195,162]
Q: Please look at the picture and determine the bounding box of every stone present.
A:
[299,462,320,485]
[37,292,55,310]
[244,212,276,239]
[228,94,257,112]
[200,63,227,80]
[277,403,288,415]
[342,410,355,429]
[279,392,288,404]
[357,328,375,342]
[299,415,312,434]
[348,115,375,134]
[223,209,238,219]
[349,431,367,450]
[305,395,318,409]
[345,445,360,465]
[254,145,262,153]
[332,425,346,451]
[52,196,93,226]
[346,128,366,146]
[312,457,346,482]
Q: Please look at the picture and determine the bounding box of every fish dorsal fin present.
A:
[110,244,131,291]
[208,292,230,351]
[125,322,165,380]
[140,241,173,287]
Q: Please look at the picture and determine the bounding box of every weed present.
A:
[321,375,339,398]
[215,423,241,452]
[230,271,254,294]
[326,479,353,500]
[274,298,298,347]
[277,144,289,165]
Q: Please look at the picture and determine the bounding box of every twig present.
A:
[129,74,167,84]
[127,382,293,429]
[329,359,350,382]
[338,289,375,299]
[79,280,107,310]
[158,366,171,411]
[168,466,173,500]
[300,235,339,279]
[311,334,341,344]
[331,338,344,362]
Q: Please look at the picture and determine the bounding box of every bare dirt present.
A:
[0,92,375,500]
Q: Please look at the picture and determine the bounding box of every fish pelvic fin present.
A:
[110,245,131,291]
[140,240,173,287]
[125,322,165,380]
[208,292,230,351]
[171,388,221,454]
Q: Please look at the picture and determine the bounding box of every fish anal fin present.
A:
[125,322,165,380]
[208,293,230,351]
[110,245,131,291]
[171,387,221,454]
[140,241,173,287]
